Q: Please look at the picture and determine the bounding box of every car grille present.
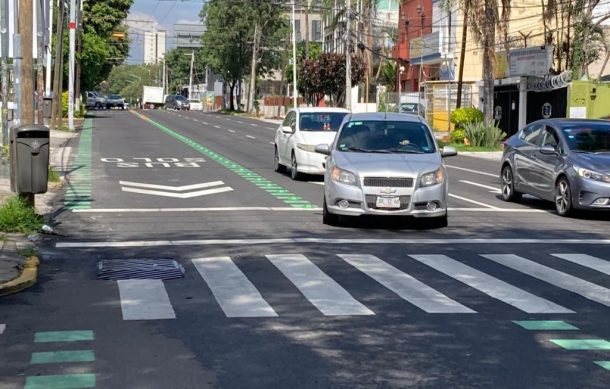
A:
[363,177,413,187]
[365,195,411,210]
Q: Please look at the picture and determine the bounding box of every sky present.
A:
[126,0,205,64]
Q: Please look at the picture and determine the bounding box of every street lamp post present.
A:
[398,65,405,109]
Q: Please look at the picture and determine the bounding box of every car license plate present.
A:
[376,196,401,208]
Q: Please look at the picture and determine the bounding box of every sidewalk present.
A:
[0,128,78,296]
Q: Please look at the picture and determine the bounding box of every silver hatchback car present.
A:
[315,112,457,227]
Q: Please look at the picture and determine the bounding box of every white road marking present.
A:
[250,124,258,127]
[122,186,233,198]
[246,135,256,139]
[552,254,610,276]
[446,208,545,212]
[266,254,374,316]
[202,122,208,125]
[73,207,322,213]
[446,165,497,177]
[56,239,610,249]
[213,125,221,129]
[338,254,475,313]
[410,255,573,313]
[237,121,244,124]
[482,254,610,307]
[192,257,277,318]
[459,180,501,194]
[308,181,324,186]
[0,324,5,334]
[449,193,499,209]
[119,181,225,192]
[228,130,236,133]
[269,141,275,145]
[118,279,176,320]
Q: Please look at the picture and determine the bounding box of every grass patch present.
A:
[438,141,502,152]
[48,167,61,183]
[0,196,44,234]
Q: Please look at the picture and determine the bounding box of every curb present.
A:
[0,256,39,297]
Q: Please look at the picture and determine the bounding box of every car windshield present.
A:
[336,120,436,154]
[561,124,610,152]
[176,96,187,101]
[299,112,347,132]
[109,94,121,99]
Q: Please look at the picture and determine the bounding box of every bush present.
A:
[61,91,85,118]
[463,122,506,148]
[0,196,44,233]
[450,129,465,144]
[450,107,484,129]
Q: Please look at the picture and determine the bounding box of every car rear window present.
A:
[336,120,436,154]
[299,112,347,132]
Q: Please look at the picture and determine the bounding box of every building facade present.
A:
[143,30,166,65]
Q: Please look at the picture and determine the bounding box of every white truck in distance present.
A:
[142,86,164,109]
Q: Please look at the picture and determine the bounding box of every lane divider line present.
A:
[449,193,499,209]
[131,111,317,209]
[446,165,497,177]
[459,180,501,194]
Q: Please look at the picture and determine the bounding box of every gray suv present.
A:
[164,95,190,110]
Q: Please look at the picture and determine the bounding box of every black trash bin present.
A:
[10,124,50,194]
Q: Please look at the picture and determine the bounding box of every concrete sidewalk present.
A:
[0,128,78,296]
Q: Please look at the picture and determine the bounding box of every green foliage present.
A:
[450,129,466,144]
[450,107,484,128]
[378,61,397,92]
[463,122,506,148]
[377,90,398,112]
[48,167,61,183]
[0,196,44,234]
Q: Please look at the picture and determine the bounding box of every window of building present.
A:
[312,20,321,41]
[294,20,301,41]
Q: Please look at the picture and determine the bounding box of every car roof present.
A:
[344,112,426,123]
[292,107,350,114]
[533,118,610,126]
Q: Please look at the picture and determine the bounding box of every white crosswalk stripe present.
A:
[482,254,610,307]
[409,255,573,313]
[266,254,374,316]
[338,254,475,313]
[192,257,278,318]
[551,253,610,276]
[118,279,176,320]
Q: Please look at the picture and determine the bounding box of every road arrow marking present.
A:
[119,180,225,192]
[122,186,233,199]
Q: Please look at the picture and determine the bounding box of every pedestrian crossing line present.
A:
[117,279,176,320]
[338,254,475,313]
[266,254,374,316]
[0,323,5,334]
[482,254,610,307]
[551,254,610,276]
[192,257,278,318]
[550,339,610,350]
[409,255,574,314]
[513,320,579,330]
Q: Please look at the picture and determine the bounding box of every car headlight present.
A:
[576,167,610,183]
[420,168,445,187]
[331,166,358,186]
[297,143,316,152]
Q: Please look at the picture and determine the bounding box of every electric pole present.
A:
[291,2,297,108]
[247,23,259,113]
[68,0,76,131]
[1,0,9,147]
[188,50,194,99]
[51,0,65,130]
[19,0,34,124]
[345,0,352,110]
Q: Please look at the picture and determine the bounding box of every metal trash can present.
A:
[10,124,49,194]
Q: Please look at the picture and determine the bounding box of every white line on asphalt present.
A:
[459,180,501,194]
[228,130,236,133]
[57,238,610,248]
[213,125,221,129]
[202,122,208,125]
[482,254,610,307]
[269,141,274,145]
[449,193,499,209]
[308,181,324,186]
[119,181,224,192]
[118,279,176,320]
[237,121,244,124]
[446,165,497,177]
[266,254,374,316]
[0,324,5,334]
[72,207,322,213]
[409,255,573,314]
[551,254,610,276]
[338,254,475,313]
[250,124,258,127]
[122,186,233,198]
[447,208,545,212]
[192,257,278,318]
[246,135,256,139]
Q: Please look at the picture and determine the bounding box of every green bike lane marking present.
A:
[31,350,95,364]
[133,111,317,208]
[25,374,96,389]
[512,320,579,331]
[35,330,95,343]
[65,119,93,209]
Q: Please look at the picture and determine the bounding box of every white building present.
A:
[144,30,166,64]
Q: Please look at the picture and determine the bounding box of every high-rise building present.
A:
[144,30,166,64]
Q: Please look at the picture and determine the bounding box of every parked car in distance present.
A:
[189,100,203,111]
[274,107,350,180]
[85,91,106,110]
[315,112,457,227]
[500,118,610,216]
[399,102,426,118]
[164,95,190,110]
[106,94,125,109]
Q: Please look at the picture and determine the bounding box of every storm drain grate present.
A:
[97,259,185,280]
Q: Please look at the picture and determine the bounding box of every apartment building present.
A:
[143,30,166,65]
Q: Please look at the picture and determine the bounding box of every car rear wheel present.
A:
[323,197,340,226]
[501,165,522,202]
[290,153,302,180]
[274,147,286,173]
[555,177,573,217]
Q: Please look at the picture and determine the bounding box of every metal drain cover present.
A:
[97,259,185,280]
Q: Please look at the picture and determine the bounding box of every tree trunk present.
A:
[247,22,260,113]
[229,81,235,111]
[482,4,495,124]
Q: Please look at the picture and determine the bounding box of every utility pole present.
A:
[74,0,83,114]
[1,0,9,147]
[51,0,65,130]
[247,23,259,113]
[45,0,53,97]
[291,2,297,108]
[456,12,467,109]
[188,50,194,99]
[68,0,76,131]
[19,0,34,124]
[345,0,352,110]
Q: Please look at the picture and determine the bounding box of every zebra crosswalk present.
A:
[115,252,610,321]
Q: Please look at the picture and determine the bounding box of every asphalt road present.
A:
[2,109,610,389]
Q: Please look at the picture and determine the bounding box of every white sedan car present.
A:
[274,107,350,180]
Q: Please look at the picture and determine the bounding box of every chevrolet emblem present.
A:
[381,187,397,194]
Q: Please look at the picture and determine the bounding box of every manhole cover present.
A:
[97,259,185,280]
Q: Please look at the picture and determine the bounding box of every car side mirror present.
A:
[539,145,559,155]
[281,126,294,134]
[315,144,331,156]
[441,146,458,158]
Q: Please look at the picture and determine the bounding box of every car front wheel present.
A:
[501,165,522,202]
[322,197,340,226]
[290,153,302,180]
[555,177,573,217]
[274,147,286,173]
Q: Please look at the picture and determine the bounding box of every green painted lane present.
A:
[134,112,317,209]
[35,331,95,343]
[65,119,93,209]
[513,320,579,331]
[31,350,95,364]
[25,374,96,389]
[550,339,610,350]
[594,361,610,370]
